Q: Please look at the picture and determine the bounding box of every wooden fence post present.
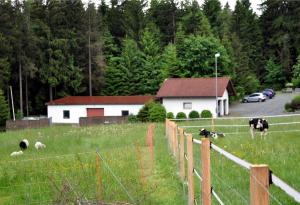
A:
[174,124,179,166]
[250,165,270,205]
[187,134,194,205]
[96,153,101,199]
[201,138,211,205]
[180,128,185,181]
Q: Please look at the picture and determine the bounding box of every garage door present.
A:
[86,108,104,117]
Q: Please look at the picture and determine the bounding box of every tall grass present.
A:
[0,124,184,205]
[175,115,300,204]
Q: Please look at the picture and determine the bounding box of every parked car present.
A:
[262,90,274,99]
[242,93,266,103]
[263,89,276,98]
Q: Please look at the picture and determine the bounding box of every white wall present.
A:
[162,89,229,118]
[47,104,144,124]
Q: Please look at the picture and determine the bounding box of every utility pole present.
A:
[88,2,92,96]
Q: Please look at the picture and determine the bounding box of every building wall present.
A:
[47,104,144,124]
[162,89,229,118]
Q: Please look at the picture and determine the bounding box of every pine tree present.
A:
[161,43,180,78]
[139,26,163,94]
[202,0,222,37]
[147,0,178,44]
[232,0,263,80]
[0,89,10,128]
[181,0,213,36]
[102,38,144,95]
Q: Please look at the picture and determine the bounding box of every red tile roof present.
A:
[156,77,236,98]
[46,96,154,105]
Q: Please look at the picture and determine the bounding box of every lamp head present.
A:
[215,53,220,58]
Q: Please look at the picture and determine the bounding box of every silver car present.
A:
[242,93,266,103]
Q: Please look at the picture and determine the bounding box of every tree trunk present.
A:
[88,5,92,96]
[49,85,53,102]
[25,73,29,117]
[19,61,23,117]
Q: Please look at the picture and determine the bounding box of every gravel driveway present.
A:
[229,92,299,117]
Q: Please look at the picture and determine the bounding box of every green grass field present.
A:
[1,115,300,205]
[175,115,300,205]
[0,124,184,205]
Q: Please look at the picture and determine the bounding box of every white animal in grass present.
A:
[10,151,23,157]
[35,141,46,150]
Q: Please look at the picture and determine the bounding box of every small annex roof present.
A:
[156,77,236,98]
[46,96,154,105]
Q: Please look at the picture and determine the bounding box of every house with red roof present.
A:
[46,96,153,123]
[156,77,236,118]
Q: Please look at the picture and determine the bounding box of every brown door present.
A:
[87,108,104,117]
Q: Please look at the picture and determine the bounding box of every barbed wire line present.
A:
[212,172,249,204]
[1,151,95,164]
[96,151,137,205]
[211,144,251,170]
[178,121,300,129]
[170,113,300,121]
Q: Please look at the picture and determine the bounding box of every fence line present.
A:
[169,113,300,121]
[165,119,300,205]
[179,121,300,129]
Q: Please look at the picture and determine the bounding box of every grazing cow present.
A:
[19,139,29,150]
[199,128,225,139]
[10,151,23,157]
[249,118,269,139]
[35,141,46,150]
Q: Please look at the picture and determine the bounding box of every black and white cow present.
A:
[199,128,225,139]
[19,139,29,150]
[249,118,269,139]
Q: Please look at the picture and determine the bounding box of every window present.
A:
[63,110,70,119]
[122,110,129,116]
[183,102,192,109]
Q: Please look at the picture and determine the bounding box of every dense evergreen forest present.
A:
[1,0,300,117]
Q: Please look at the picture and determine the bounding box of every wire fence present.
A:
[166,118,300,205]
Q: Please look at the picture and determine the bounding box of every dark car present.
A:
[263,89,276,98]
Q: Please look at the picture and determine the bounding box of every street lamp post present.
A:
[215,53,220,118]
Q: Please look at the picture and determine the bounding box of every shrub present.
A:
[149,103,167,122]
[128,114,138,123]
[291,95,300,110]
[137,101,155,122]
[201,110,212,118]
[166,112,174,119]
[284,103,294,112]
[176,112,187,119]
[188,110,199,118]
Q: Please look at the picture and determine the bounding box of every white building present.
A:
[47,96,153,124]
[156,77,236,118]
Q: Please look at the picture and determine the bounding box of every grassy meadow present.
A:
[1,115,300,205]
[0,123,184,205]
[175,115,300,205]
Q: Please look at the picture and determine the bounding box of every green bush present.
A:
[166,112,174,119]
[284,103,294,112]
[188,110,199,118]
[149,103,167,122]
[137,101,155,122]
[291,95,300,110]
[200,110,212,118]
[128,114,138,123]
[176,112,187,119]
[292,78,300,88]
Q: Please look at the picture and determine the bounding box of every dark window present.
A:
[183,102,192,109]
[122,110,129,116]
[63,110,70,119]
